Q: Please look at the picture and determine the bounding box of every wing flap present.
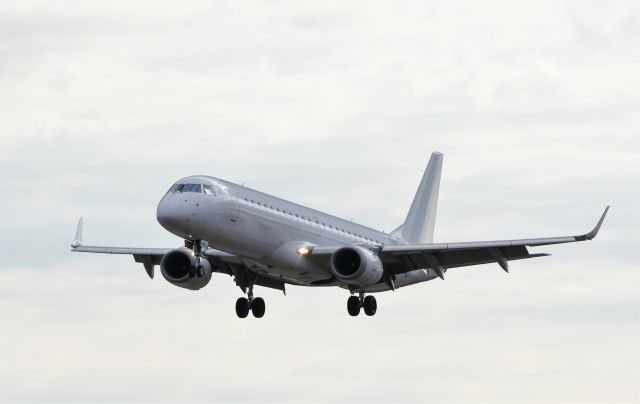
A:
[381,245,548,274]
[386,245,483,269]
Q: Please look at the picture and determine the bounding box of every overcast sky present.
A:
[0,1,638,402]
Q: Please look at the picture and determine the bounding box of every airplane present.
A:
[71,152,609,318]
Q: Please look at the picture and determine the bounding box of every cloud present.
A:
[0,0,638,402]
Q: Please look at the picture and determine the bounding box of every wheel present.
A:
[196,265,205,277]
[235,297,250,318]
[251,297,266,318]
[363,295,377,316]
[347,296,361,316]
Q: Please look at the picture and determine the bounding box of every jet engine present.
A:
[160,248,212,290]
[330,246,384,288]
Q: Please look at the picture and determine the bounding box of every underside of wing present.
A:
[382,245,549,277]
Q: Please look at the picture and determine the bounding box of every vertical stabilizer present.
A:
[392,152,443,244]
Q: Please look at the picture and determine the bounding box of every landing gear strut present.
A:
[186,239,207,278]
[235,285,266,319]
[347,292,377,317]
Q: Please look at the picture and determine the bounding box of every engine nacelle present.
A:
[330,246,384,288]
[160,248,212,290]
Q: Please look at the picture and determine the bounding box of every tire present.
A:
[235,297,250,318]
[363,295,377,316]
[251,297,266,318]
[347,296,361,316]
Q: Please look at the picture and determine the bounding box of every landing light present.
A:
[297,246,311,256]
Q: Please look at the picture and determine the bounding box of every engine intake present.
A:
[160,248,212,290]
[330,246,384,288]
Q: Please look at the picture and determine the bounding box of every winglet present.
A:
[576,206,609,241]
[71,217,83,248]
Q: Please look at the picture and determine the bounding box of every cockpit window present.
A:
[166,182,218,195]
[168,183,202,193]
[166,183,183,194]
[182,184,202,193]
[203,185,216,196]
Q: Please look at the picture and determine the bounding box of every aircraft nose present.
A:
[157,201,185,231]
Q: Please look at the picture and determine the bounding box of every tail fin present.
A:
[391,152,443,244]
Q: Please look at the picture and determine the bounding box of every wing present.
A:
[70,218,285,293]
[312,206,609,280]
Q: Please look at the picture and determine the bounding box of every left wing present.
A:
[312,206,609,279]
[70,218,285,292]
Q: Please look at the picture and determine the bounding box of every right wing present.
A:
[311,206,609,281]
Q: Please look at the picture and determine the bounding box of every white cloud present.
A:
[0,0,638,402]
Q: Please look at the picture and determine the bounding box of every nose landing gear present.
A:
[347,292,377,316]
[185,239,207,278]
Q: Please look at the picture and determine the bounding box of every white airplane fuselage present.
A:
[156,176,433,291]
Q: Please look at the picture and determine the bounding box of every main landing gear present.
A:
[347,292,377,316]
[235,285,266,319]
